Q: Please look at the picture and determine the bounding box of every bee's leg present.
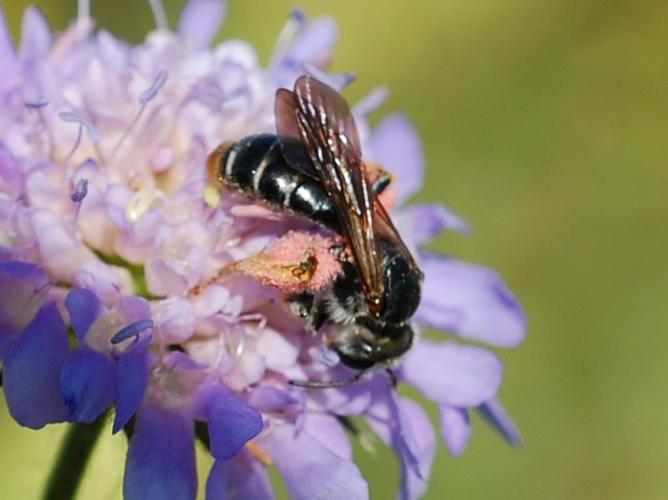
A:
[287,292,314,320]
[371,171,392,195]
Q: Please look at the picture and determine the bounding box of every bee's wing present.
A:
[373,197,422,277]
[275,75,385,310]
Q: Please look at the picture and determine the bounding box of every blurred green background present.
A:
[2,0,667,499]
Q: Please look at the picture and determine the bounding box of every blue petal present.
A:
[178,0,226,48]
[65,288,101,340]
[124,403,196,500]
[113,337,150,433]
[206,450,274,500]
[59,349,117,423]
[477,398,523,447]
[201,387,263,460]
[3,302,69,429]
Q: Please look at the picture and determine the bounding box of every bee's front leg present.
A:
[287,292,317,334]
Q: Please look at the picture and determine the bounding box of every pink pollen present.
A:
[236,231,342,294]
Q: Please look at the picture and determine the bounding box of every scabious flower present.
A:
[0,1,526,499]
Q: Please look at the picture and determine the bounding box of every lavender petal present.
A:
[3,302,69,429]
[416,252,526,348]
[65,288,101,340]
[477,397,523,447]
[400,204,469,245]
[366,392,435,500]
[206,450,275,500]
[369,114,424,203]
[0,6,18,89]
[20,5,51,61]
[401,339,503,407]
[261,422,369,500]
[59,349,117,423]
[439,405,471,457]
[178,0,226,49]
[124,403,197,500]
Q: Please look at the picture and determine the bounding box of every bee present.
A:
[207,75,423,387]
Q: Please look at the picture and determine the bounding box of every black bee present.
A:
[208,75,423,387]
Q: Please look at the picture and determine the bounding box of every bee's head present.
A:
[329,316,415,370]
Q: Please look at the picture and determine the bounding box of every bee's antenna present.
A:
[288,369,368,389]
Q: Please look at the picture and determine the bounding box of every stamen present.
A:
[146,0,169,31]
[59,110,100,144]
[269,8,306,69]
[111,319,154,345]
[25,97,55,156]
[24,96,49,109]
[70,178,88,202]
[111,71,168,160]
[139,70,168,104]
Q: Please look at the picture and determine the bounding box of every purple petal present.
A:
[0,261,48,339]
[59,349,117,423]
[178,0,226,49]
[303,413,352,460]
[113,337,150,433]
[0,6,18,89]
[401,339,502,407]
[124,403,196,500]
[198,386,263,460]
[396,398,436,500]
[477,398,523,447]
[366,393,435,500]
[206,450,274,500]
[0,144,24,197]
[400,204,469,245]
[369,114,424,203]
[3,302,69,428]
[439,405,471,457]
[416,253,526,348]
[261,422,368,500]
[153,298,196,343]
[65,288,101,340]
[247,385,302,417]
[20,5,51,61]
[284,16,337,66]
[354,86,390,117]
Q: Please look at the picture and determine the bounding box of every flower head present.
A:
[0,1,526,499]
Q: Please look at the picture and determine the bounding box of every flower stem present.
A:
[42,415,107,500]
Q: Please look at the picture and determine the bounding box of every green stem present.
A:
[42,416,107,500]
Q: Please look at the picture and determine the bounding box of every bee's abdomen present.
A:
[211,134,340,231]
